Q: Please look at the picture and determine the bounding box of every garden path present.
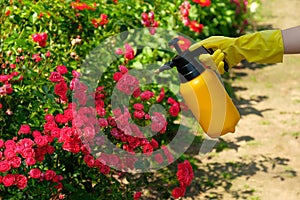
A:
[185,0,300,199]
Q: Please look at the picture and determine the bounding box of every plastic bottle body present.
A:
[179,69,240,138]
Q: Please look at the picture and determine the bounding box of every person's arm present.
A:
[282,26,300,54]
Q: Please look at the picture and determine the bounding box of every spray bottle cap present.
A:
[155,38,210,83]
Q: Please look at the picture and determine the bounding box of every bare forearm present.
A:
[282,26,300,54]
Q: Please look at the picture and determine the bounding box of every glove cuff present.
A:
[236,30,284,64]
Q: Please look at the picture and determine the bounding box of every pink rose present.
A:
[0,160,11,173]
[5,140,16,150]
[154,153,164,164]
[25,157,36,166]
[140,90,154,100]
[29,168,41,179]
[9,156,21,168]
[45,169,56,181]
[84,155,95,168]
[18,124,31,135]
[134,191,142,200]
[15,174,27,189]
[49,72,64,82]
[56,65,68,74]
[142,143,153,156]
[34,136,48,147]
[2,174,15,187]
[176,160,194,187]
[172,187,186,199]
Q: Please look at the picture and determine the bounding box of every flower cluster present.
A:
[70,1,96,11]
[0,130,63,191]
[231,0,248,14]
[172,160,194,199]
[32,32,48,47]
[193,0,211,7]
[179,1,205,33]
[141,11,159,35]
[115,43,135,61]
[91,13,109,28]
[49,65,70,103]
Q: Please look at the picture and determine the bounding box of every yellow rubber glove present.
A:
[190,30,284,73]
[198,49,226,73]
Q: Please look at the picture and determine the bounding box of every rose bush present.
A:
[0,0,259,199]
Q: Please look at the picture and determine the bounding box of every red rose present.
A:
[142,143,153,156]
[193,0,211,7]
[177,160,194,187]
[18,138,34,148]
[126,136,140,149]
[133,103,144,110]
[2,174,15,187]
[18,124,31,135]
[47,145,55,154]
[162,145,174,164]
[45,114,55,121]
[169,104,180,117]
[54,80,68,97]
[40,32,48,41]
[156,87,165,103]
[84,155,95,168]
[5,140,16,150]
[55,113,68,124]
[9,156,21,168]
[172,187,186,199]
[150,112,167,133]
[124,43,135,60]
[133,110,145,119]
[4,149,16,159]
[20,147,35,158]
[0,160,11,173]
[32,130,42,138]
[134,191,142,200]
[116,74,139,95]
[140,90,154,100]
[132,88,141,98]
[56,65,68,74]
[49,72,64,83]
[34,135,48,147]
[38,40,47,47]
[154,153,164,164]
[99,164,110,175]
[189,20,204,33]
[113,72,123,82]
[15,174,27,189]
[115,48,123,55]
[45,169,56,181]
[72,70,81,78]
[25,157,36,166]
[29,168,41,179]
[32,34,42,42]
[150,138,159,149]
[98,118,108,127]
[118,65,128,74]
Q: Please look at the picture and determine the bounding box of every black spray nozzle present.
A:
[168,38,183,55]
[155,37,209,82]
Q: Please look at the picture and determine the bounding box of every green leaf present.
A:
[30,12,38,24]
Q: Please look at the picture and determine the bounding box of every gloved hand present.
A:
[198,49,226,73]
[190,30,284,74]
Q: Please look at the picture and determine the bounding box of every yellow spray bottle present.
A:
[156,38,240,138]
